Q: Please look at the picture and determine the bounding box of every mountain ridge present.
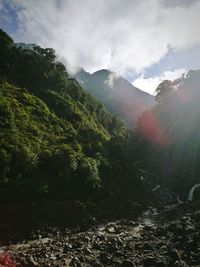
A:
[75,68,155,128]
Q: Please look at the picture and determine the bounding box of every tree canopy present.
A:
[0,29,147,203]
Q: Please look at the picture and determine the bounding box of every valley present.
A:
[1,24,200,267]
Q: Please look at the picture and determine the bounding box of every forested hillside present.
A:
[136,70,200,198]
[2,27,199,203]
[0,29,146,203]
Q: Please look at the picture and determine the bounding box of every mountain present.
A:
[0,29,148,203]
[75,68,155,128]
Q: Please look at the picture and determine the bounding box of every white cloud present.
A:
[104,72,118,88]
[0,0,12,25]
[6,0,200,75]
[132,69,186,95]
[0,0,3,10]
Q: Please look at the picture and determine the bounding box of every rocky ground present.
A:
[1,202,200,267]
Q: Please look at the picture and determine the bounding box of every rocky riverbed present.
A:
[1,202,200,267]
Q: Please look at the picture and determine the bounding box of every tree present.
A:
[155,80,175,104]
[0,29,13,46]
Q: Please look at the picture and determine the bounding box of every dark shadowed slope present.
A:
[136,69,200,198]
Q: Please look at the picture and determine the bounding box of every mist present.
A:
[1,0,200,78]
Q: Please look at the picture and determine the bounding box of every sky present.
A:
[0,0,200,94]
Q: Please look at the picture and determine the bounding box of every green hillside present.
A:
[0,29,144,203]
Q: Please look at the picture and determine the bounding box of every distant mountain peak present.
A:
[92,69,113,75]
[75,68,155,128]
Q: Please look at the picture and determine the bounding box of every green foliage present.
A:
[155,80,175,103]
[136,70,200,198]
[0,29,144,203]
[0,29,13,46]
[79,157,101,190]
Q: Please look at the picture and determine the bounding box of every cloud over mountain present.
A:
[1,0,200,77]
[133,68,186,94]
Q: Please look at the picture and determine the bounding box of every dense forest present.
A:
[136,70,200,199]
[1,27,200,206]
[0,29,149,204]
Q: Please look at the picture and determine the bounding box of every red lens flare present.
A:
[138,111,170,146]
[0,253,16,267]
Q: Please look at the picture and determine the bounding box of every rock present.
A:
[6,245,18,253]
[121,260,136,267]
[99,252,111,264]
[185,224,195,234]
[115,250,125,257]
[29,256,39,266]
[72,240,83,249]
[167,221,184,235]
[144,225,153,231]
[84,255,93,263]
[93,262,104,267]
[126,220,137,226]
[167,249,181,263]
[173,260,187,267]
[83,236,90,243]
[142,242,154,250]
[156,261,166,267]
[113,259,122,266]
[84,247,92,254]
[157,227,167,236]
[70,257,83,267]
[63,243,72,252]
[143,256,156,267]
[106,241,118,253]
[50,254,57,260]
[3,204,200,267]
[106,225,116,233]
[192,210,200,221]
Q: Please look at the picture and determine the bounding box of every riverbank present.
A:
[0,199,147,245]
[1,201,200,266]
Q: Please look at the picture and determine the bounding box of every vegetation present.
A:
[0,29,147,203]
[136,70,200,198]
[75,69,155,129]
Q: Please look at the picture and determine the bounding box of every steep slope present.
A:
[136,69,200,198]
[75,68,155,128]
[0,29,146,203]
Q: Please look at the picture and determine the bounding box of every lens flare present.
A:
[137,111,170,146]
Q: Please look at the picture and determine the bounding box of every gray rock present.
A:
[143,256,156,267]
[121,260,136,267]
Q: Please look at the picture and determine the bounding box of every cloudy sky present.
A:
[1,0,200,94]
